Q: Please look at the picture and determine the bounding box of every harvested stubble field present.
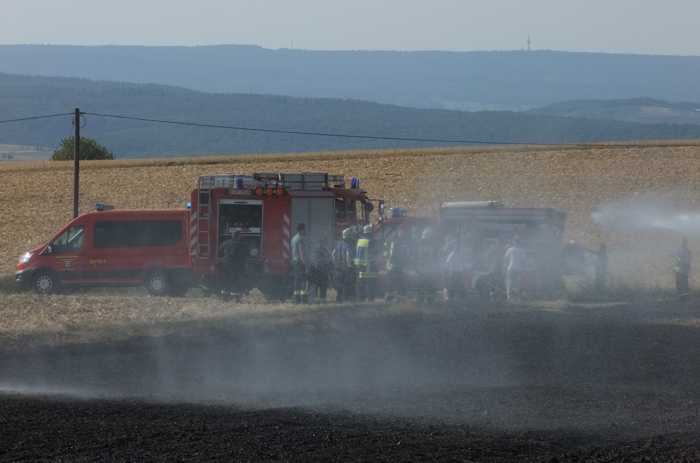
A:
[2,142,700,285]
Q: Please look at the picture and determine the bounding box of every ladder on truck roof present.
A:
[196,183,212,258]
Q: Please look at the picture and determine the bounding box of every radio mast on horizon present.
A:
[527,35,532,52]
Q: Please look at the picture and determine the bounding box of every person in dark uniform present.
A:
[218,230,242,296]
[385,227,409,301]
[332,228,355,303]
[311,236,332,302]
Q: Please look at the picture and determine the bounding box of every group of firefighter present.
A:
[220,223,694,303]
[287,222,541,304]
[290,222,399,304]
[292,227,695,303]
[290,222,375,304]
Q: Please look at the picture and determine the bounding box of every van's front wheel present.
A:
[33,271,60,295]
[145,269,169,296]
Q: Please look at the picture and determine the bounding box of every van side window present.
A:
[94,220,182,248]
[53,225,85,252]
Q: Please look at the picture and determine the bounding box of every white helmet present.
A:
[342,228,353,240]
[362,224,373,235]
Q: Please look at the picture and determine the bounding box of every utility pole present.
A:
[73,108,80,218]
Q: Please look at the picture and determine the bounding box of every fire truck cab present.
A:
[190,172,371,298]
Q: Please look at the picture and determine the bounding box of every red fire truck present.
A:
[188,172,371,298]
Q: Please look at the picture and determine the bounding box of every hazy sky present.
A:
[2,0,698,55]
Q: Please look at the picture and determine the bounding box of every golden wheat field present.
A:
[2,143,700,287]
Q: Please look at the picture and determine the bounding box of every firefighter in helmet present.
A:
[355,224,377,301]
[291,223,308,303]
[310,236,332,302]
[332,227,355,302]
[385,226,409,301]
[218,230,242,297]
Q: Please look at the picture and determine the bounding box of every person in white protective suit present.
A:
[503,236,527,301]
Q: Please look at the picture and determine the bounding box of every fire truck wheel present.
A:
[33,271,60,295]
[145,269,170,296]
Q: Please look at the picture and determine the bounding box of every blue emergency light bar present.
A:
[95,203,115,211]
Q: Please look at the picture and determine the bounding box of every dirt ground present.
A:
[1,296,699,461]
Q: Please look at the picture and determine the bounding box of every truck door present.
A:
[291,196,336,258]
[218,199,263,258]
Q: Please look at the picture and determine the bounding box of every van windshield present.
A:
[52,225,85,252]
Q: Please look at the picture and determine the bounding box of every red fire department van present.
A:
[16,208,191,295]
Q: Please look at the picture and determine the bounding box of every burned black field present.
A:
[2,395,698,462]
[1,299,699,461]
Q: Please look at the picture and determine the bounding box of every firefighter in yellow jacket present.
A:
[355,224,377,301]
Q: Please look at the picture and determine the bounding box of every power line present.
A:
[83,111,550,146]
[0,113,73,125]
[0,110,615,148]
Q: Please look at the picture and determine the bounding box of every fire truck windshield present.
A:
[219,203,262,236]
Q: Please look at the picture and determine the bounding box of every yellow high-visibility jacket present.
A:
[355,238,377,279]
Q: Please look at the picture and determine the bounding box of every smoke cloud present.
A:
[592,193,700,235]
[590,192,699,288]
